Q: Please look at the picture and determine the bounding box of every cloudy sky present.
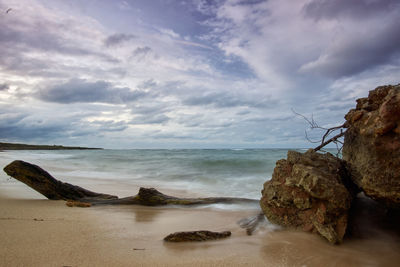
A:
[0,0,399,149]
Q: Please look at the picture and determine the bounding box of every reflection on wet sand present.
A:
[259,195,400,267]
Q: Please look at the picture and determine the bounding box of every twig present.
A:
[292,109,346,155]
[313,131,345,152]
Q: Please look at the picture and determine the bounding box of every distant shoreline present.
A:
[0,142,102,151]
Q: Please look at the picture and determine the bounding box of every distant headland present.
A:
[0,142,102,150]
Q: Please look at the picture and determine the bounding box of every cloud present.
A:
[1,0,399,148]
[0,83,9,91]
[104,33,136,47]
[300,0,400,78]
[131,46,153,59]
[303,0,400,20]
[130,114,170,125]
[0,111,71,141]
[200,0,400,82]
[36,79,149,104]
[90,120,128,132]
[183,90,274,108]
[0,9,116,62]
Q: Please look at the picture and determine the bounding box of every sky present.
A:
[0,0,399,149]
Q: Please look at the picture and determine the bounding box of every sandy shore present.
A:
[1,181,400,266]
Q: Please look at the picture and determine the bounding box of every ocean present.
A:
[0,148,310,203]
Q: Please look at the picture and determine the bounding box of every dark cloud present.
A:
[0,83,9,91]
[132,46,153,59]
[301,19,400,78]
[0,113,70,141]
[303,0,400,20]
[183,91,273,108]
[149,131,203,140]
[37,79,148,104]
[138,79,157,89]
[0,19,117,63]
[301,3,400,79]
[104,33,136,47]
[130,114,170,125]
[90,120,128,132]
[0,9,119,80]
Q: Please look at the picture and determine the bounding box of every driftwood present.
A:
[3,160,258,207]
[3,160,117,201]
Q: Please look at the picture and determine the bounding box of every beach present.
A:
[2,189,400,267]
[1,150,400,266]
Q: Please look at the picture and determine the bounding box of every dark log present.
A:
[3,160,258,207]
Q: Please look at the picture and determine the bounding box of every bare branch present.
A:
[313,131,345,152]
[292,109,346,155]
[305,130,321,143]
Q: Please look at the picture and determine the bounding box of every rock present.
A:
[343,84,400,208]
[163,230,231,242]
[66,200,92,207]
[260,149,354,244]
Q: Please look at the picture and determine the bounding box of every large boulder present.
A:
[260,149,354,244]
[343,84,400,208]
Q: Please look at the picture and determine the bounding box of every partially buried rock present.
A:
[66,200,92,207]
[164,230,231,242]
[260,149,355,244]
[343,84,400,208]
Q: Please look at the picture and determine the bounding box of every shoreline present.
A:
[0,142,102,150]
[1,150,400,266]
[1,185,400,266]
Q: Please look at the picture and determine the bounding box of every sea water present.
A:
[0,149,314,200]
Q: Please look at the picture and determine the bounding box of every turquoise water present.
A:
[0,148,320,199]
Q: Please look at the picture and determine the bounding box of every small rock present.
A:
[66,200,92,207]
[164,230,231,242]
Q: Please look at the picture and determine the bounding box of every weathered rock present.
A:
[260,149,354,244]
[343,84,400,208]
[163,230,231,242]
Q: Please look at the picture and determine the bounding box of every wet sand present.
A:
[1,178,400,266]
[1,186,400,266]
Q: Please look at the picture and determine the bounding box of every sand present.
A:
[1,180,400,266]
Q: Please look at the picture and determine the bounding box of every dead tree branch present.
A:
[292,108,346,154]
[3,160,258,207]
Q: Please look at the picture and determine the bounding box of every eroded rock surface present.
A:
[260,150,354,244]
[343,84,400,207]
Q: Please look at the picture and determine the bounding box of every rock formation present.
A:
[260,149,354,244]
[343,84,400,208]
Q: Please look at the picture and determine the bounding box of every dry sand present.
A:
[1,182,400,266]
